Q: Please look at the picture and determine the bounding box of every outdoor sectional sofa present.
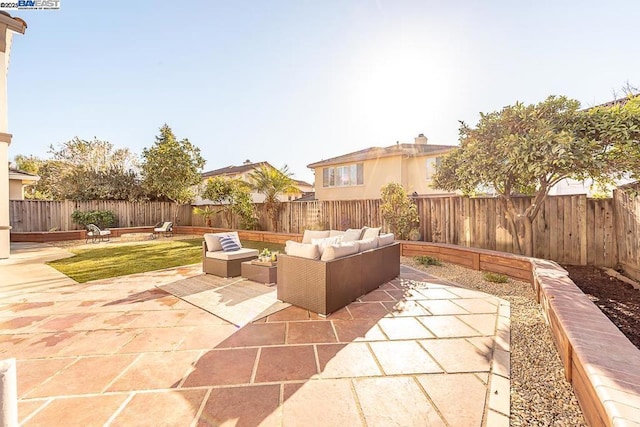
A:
[277,228,400,316]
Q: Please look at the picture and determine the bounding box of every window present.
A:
[426,157,442,180]
[322,163,363,187]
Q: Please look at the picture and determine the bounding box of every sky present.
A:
[5,0,640,185]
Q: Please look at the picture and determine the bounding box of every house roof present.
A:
[202,161,272,178]
[9,167,40,183]
[307,142,455,169]
[588,93,638,109]
[202,161,312,187]
[0,11,27,34]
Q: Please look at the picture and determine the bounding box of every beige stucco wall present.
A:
[314,156,403,201]
[1,28,12,258]
[8,179,23,200]
[313,153,456,200]
[403,155,452,195]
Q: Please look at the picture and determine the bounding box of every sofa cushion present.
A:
[302,230,330,244]
[377,233,395,247]
[329,230,346,238]
[204,234,223,252]
[362,227,382,240]
[342,228,364,242]
[220,235,241,252]
[206,247,259,260]
[286,241,321,260]
[312,235,343,256]
[356,237,378,252]
[321,241,360,261]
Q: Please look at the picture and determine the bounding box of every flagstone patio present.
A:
[0,243,510,426]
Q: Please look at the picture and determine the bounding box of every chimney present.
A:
[414,133,428,145]
[243,159,251,165]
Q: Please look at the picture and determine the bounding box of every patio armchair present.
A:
[153,221,173,238]
[85,224,111,243]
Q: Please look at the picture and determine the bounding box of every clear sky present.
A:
[6,0,640,184]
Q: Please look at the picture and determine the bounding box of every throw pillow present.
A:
[302,230,330,243]
[226,231,242,247]
[204,233,223,252]
[321,241,360,261]
[377,233,395,247]
[361,227,382,240]
[285,241,321,260]
[356,237,378,252]
[311,235,344,255]
[342,228,364,242]
[219,235,241,252]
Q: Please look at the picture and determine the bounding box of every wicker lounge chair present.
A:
[85,224,111,243]
[153,221,173,237]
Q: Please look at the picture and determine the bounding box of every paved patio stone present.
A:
[286,320,337,344]
[282,380,362,426]
[111,389,208,426]
[201,384,281,426]
[183,348,258,387]
[353,377,445,426]
[22,394,128,426]
[1,243,513,426]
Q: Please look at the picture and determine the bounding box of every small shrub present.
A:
[483,272,509,283]
[71,210,116,229]
[415,255,442,267]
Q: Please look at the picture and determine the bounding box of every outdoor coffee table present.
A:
[241,260,277,285]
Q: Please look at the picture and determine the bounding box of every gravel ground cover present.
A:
[402,257,586,426]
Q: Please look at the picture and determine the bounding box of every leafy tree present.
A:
[141,124,205,222]
[14,138,144,201]
[433,95,640,256]
[201,177,257,229]
[248,164,299,231]
[380,183,419,240]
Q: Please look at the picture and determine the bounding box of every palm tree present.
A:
[248,165,300,231]
[192,205,216,227]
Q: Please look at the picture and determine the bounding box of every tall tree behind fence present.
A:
[9,200,192,231]
[10,194,637,272]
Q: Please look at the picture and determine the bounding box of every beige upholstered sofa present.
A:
[277,228,400,316]
[202,232,258,277]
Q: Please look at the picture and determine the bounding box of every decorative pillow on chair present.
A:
[302,230,330,244]
[342,228,364,242]
[219,235,241,252]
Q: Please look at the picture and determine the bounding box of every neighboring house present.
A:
[307,134,456,201]
[8,167,40,200]
[195,160,313,205]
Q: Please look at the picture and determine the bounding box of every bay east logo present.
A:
[0,0,61,9]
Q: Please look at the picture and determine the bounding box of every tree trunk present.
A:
[501,197,535,257]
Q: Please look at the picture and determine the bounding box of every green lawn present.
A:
[48,238,285,283]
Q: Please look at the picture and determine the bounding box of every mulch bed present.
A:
[563,265,640,350]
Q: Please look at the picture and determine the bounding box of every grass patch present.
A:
[482,272,509,283]
[48,238,285,283]
[414,255,442,267]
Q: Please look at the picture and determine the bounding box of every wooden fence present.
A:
[9,193,639,272]
[9,200,192,232]
[613,185,640,281]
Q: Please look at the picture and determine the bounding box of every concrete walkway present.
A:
[0,243,510,426]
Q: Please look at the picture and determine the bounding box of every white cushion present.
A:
[377,233,395,247]
[356,237,378,252]
[206,247,258,260]
[362,227,382,240]
[342,228,364,242]
[302,230,330,244]
[87,230,111,237]
[329,230,346,238]
[285,241,320,260]
[321,241,360,261]
[204,232,242,252]
[311,235,343,255]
